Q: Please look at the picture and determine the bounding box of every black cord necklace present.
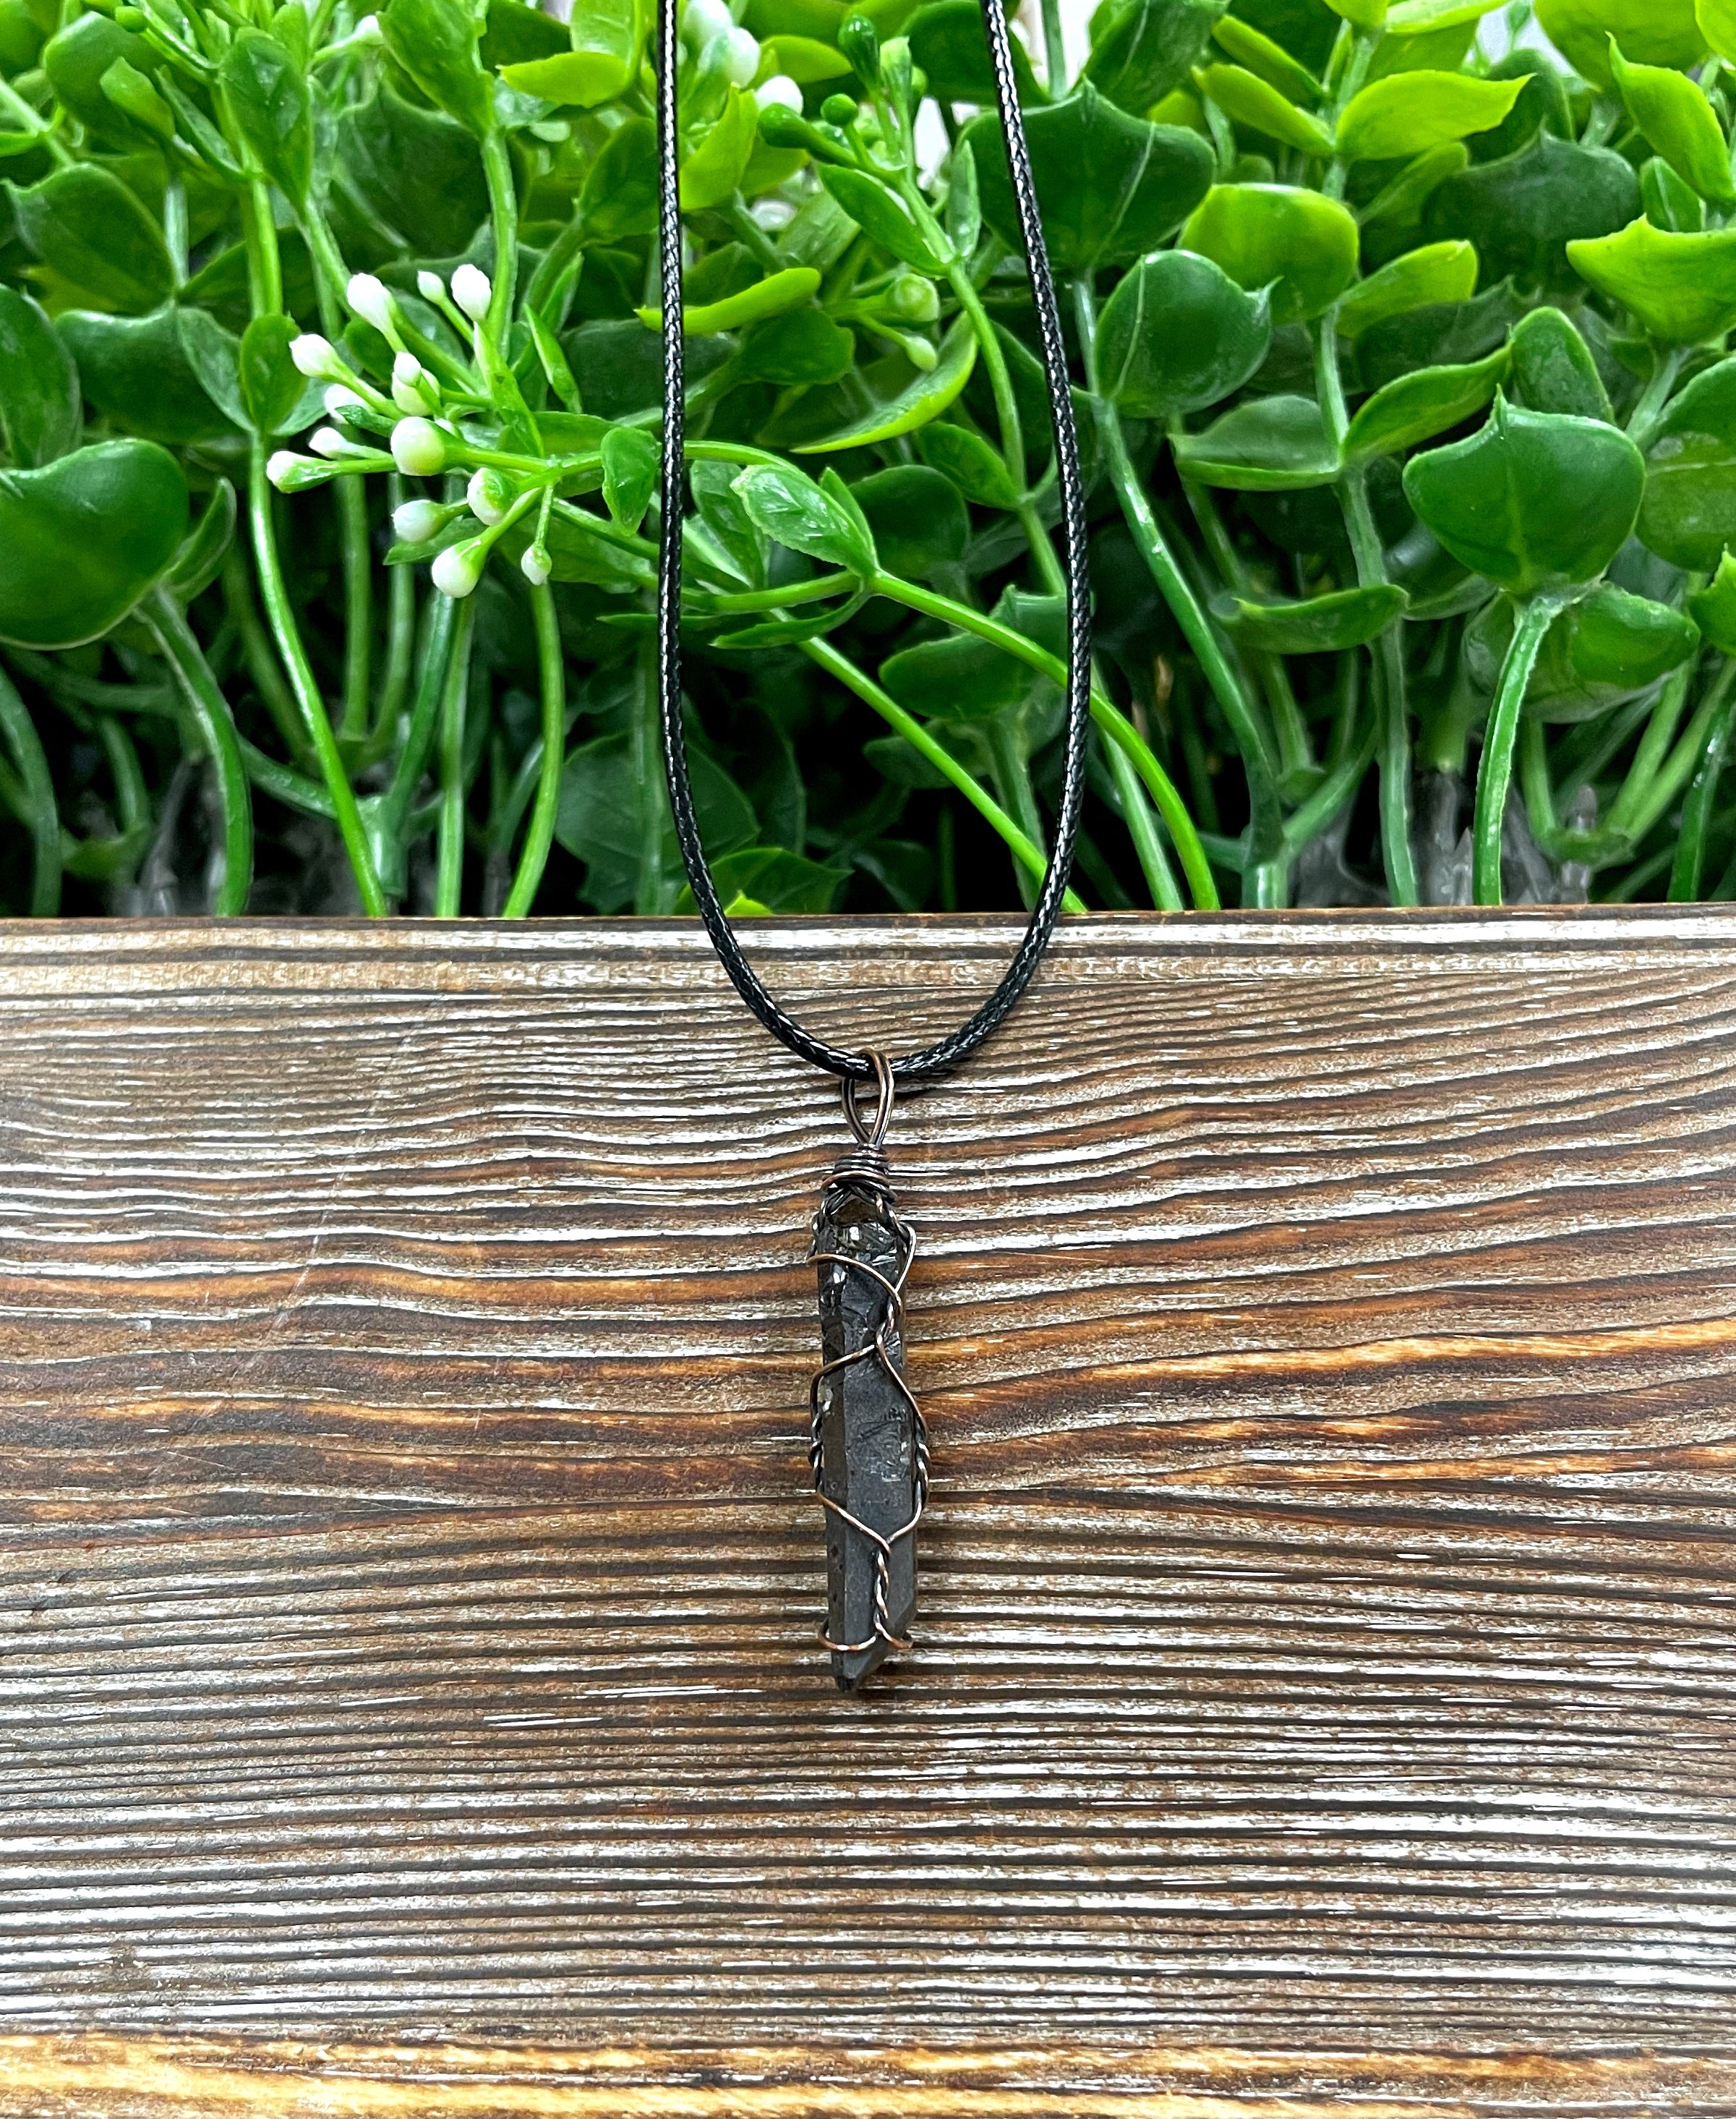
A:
[657,0,1091,1687]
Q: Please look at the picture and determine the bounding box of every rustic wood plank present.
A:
[1,909,1735,2112]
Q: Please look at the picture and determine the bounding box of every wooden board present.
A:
[1,909,1735,2116]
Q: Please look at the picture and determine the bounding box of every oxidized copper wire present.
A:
[808,1053,928,1659]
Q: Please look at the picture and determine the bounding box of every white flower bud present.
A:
[390,417,447,476]
[466,466,514,525]
[352,12,380,40]
[451,263,492,322]
[521,542,552,587]
[309,425,362,459]
[416,269,447,305]
[291,333,339,380]
[345,272,396,334]
[267,449,307,490]
[753,72,802,112]
[393,498,447,544]
[324,383,368,418]
[391,351,437,414]
[717,24,759,83]
[681,0,733,48]
[432,540,484,599]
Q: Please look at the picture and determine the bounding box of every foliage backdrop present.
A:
[1,0,1735,916]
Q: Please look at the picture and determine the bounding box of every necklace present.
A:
[655,0,1091,1688]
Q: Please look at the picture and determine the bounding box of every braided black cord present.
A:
[657,1,1090,1084]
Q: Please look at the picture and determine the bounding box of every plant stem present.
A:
[1473,594,1559,903]
[482,127,520,341]
[0,665,61,916]
[1624,346,1684,452]
[804,638,1087,911]
[1313,317,1417,904]
[435,600,476,916]
[871,568,1216,902]
[372,479,417,753]
[502,584,565,916]
[1103,738,1183,908]
[221,549,310,765]
[1669,658,1736,900]
[1039,0,1068,91]
[1072,278,1280,867]
[145,589,254,915]
[985,717,1043,908]
[247,439,385,913]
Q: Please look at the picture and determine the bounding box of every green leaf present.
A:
[0,286,80,467]
[1688,549,1736,652]
[1655,355,1736,446]
[1422,132,1640,296]
[338,84,488,257]
[689,457,767,587]
[818,165,949,270]
[8,163,174,315]
[42,14,163,146]
[482,0,570,67]
[1385,0,1504,26]
[961,83,1213,273]
[1214,582,1409,650]
[907,0,1046,103]
[504,0,647,110]
[1210,14,1322,104]
[1505,304,1611,422]
[166,474,237,602]
[600,425,658,531]
[1178,183,1359,324]
[1534,0,1706,85]
[1082,0,1226,115]
[580,114,659,240]
[220,27,312,201]
[0,439,188,648]
[760,32,855,77]
[1343,342,1510,461]
[237,312,306,437]
[1402,393,1646,594]
[637,265,821,335]
[795,313,976,448]
[1638,434,1736,569]
[1569,217,1736,345]
[677,846,845,913]
[1173,393,1341,487]
[681,87,759,210]
[711,592,868,648]
[557,727,754,911]
[100,58,176,144]
[1608,40,1732,205]
[1703,0,1736,63]
[732,460,878,573]
[1335,241,1477,338]
[879,588,1064,722]
[1468,582,1701,718]
[946,136,980,257]
[1095,247,1271,419]
[1195,62,1334,153]
[56,306,239,446]
[1324,0,1387,27]
[1642,154,1705,233]
[738,306,855,383]
[851,463,969,575]
[914,419,1021,507]
[382,0,495,136]
[1336,69,1523,161]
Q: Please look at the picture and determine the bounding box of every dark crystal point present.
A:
[813,1169,918,1691]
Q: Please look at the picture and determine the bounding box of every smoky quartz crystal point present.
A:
[811,1159,922,1691]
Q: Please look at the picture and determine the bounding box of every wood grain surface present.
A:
[1,909,1735,2115]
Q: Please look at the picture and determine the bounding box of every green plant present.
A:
[2,0,1735,917]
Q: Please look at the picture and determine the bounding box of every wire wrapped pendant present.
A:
[809,1054,926,1692]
